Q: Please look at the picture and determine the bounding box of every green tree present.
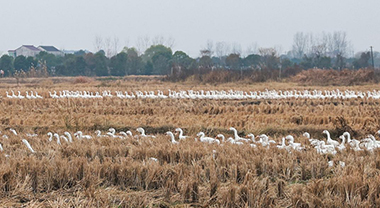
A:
[143,45,172,75]
[126,48,143,75]
[0,55,14,76]
[26,57,37,71]
[35,51,62,74]
[144,61,153,75]
[14,55,29,71]
[243,54,261,69]
[109,52,127,76]
[172,51,194,69]
[94,51,109,76]
[57,54,86,76]
[225,53,241,70]
[84,53,96,76]
[353,52,370,69]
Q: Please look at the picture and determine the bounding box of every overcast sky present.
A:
[1,0,379,57]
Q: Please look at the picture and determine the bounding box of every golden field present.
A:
[1,77,380,207]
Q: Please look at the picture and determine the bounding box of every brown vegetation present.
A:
[1,78,380,206]
[293,69,380,86]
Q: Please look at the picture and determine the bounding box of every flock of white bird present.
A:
[2,127,380,159]
[3,89,380,100]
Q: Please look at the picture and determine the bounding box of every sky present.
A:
[0,0,379,57]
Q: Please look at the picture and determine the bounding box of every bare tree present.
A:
[112,36,120,56]
[215,42,230,58]
[259,47,279,69]
[136,36,151,55]
[104,37,112,57]
[332,31,348,57]
[94,35,104,52]
[245,42,258,56]
[292,32,309,59]
[165,37,175,48]
[231,42,242,55]
[152,35,165,45]
[202,40,214,57]
[151,35,175,48]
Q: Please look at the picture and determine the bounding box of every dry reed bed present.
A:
[1,97,380,137]
[1,133,380,207]
[1,79,380,206]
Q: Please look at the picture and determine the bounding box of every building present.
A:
[38,46,64,56]
[8,45,64,58]
[8,45,41,58]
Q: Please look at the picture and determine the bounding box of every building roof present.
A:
[20,45,41,51]
[38,45,60,52]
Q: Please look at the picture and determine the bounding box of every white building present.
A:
[8,45,41,58]
[38,46,64,56]
[8,45,64,58]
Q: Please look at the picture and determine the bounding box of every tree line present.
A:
[0,32,378,78]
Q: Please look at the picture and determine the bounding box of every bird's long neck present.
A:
[179,129,183,137]
[345,133,351,142]
[233,129,238,138]
[170,134,176,142]
[326,131,331,141]
[66,133,72,142]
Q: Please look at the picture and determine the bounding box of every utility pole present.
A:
[370,46,375,68]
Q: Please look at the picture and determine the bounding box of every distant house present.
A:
[38,46,64,56]
[7,50,16,58]
[7,45,64,58]
[8,45,41,58]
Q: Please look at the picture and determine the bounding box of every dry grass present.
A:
[1,77,380,207]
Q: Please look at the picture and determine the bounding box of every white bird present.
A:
[285,135,304,151]
[136,127,156,138]
[322,130,339,147]
[35,91,43,99]
[303,132,319,146]
[175,128,188,140]
[119,131,128,138]
[257,134,276,147]
[217,134,243,145]
[17,91,25,99]
[26,133,38,137]
[276,137,287,149]
[336,135,346,151]
[342,132,360,150]
[197,132,220,145]
[0,143,3,152]
[22,139,35,153]
[47,132,53,142]
[106,128,123,138]
[229,127,250,142]
[53,133,61,145]
[60,135,69,143]
[247,133,256,143]
[95,130,107,137]
[315,141,337,155]
[64,132,73,143]
[9,128,17,136]
[74,131,92,139]
[166,131,179,144]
